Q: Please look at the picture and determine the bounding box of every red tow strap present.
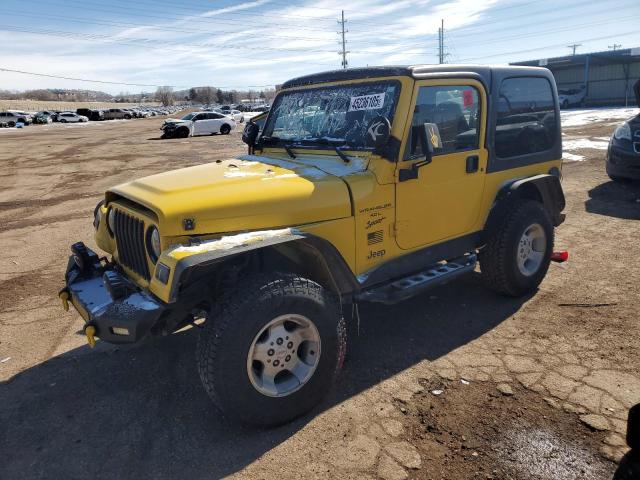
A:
[551,251,569,263]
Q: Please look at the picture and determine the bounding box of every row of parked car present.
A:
[0,106,182,128]
[200,103,270,113]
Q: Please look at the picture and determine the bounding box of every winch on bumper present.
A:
[59,242,166,345]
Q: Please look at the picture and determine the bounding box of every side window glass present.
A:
[495,77,557,158]
[407,85,480,159]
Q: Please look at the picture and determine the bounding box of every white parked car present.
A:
[58,112,89,123]
[225,109,245,123]
[0,111,32,126]
[161,111,236,138]
[558,85,587,109]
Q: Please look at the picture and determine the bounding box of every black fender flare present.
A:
[483,174,566,241]
[168,231,359,302]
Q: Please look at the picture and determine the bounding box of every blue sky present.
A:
[1,0,639,94]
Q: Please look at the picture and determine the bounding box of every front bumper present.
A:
[607,145,640,180]
[59,243,166,345]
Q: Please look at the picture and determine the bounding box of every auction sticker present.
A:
[349,93,385,111]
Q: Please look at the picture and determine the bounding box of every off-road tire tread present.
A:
[196,272,345,424]
[479,199,553,296]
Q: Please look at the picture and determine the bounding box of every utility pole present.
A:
[438,19,448,64]
[338,10,349,69]
[567,43,582,55]
[608,43,622,51]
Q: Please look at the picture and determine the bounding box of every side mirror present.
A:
[399,123,441,182]
[242,121,260,147]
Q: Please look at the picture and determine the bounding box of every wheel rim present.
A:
[517,223,546,277]
[246,314,321,397]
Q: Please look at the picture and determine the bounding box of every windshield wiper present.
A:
[333,146,350,163]
[283,144,296,159]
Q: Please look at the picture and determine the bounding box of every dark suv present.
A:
[606,80,640,182]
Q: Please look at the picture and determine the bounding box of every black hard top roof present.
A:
[281,64,553,89]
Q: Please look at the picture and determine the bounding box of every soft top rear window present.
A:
[495,76,557,158]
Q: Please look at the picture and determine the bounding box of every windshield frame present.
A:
[261,79,401,152]
[181,112,197,121]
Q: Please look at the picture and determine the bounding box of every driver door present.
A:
[192,113,208,135]
[395,79,488,250]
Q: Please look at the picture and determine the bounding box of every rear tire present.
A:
[479,199,554,297]
[220,124,231,135]
[197,272,346,427]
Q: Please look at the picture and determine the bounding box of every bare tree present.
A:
[198,86,217,105]
[155,86,175,106]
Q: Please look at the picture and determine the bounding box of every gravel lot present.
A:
[1,111,639,479]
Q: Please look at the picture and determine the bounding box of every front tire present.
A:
[480,199,554,297]
[197,273,346,427]
[220,124,231,135]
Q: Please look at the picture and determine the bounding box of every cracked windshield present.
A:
[263,81,399,149]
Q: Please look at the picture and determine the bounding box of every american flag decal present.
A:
[367,230,383,245]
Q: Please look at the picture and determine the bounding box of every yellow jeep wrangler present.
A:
[60,65,565,426]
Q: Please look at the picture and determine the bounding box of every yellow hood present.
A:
[108,154,360,236]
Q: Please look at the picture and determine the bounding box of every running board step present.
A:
[357,254,477,305]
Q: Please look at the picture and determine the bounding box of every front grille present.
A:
[114,209,150,281]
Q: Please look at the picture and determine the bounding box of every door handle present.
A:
[466,155,479,173]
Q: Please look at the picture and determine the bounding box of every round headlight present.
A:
[147,226,161,263]
[107,208,116,235]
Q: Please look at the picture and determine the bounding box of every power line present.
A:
[0,25,341,63]
[38,0,334,32]
[0,67,277,90]
[364,15,635,58]
[0,10,334,42]
[456,31,638,62]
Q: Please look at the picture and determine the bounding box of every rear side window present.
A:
[406,85,480,159]
[495,77,557,158]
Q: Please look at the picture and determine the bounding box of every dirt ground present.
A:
[0,112,639,479]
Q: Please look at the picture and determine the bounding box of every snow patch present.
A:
[561,107,637,127]
[239,153,368,179]
[562,152,586,162]
[223,170,272,178]
[169,228,294,257]
[261,173,299,181]
[563,138,609,150]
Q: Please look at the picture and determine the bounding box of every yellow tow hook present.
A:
[85,325,97,348]
[59,290,70,312]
